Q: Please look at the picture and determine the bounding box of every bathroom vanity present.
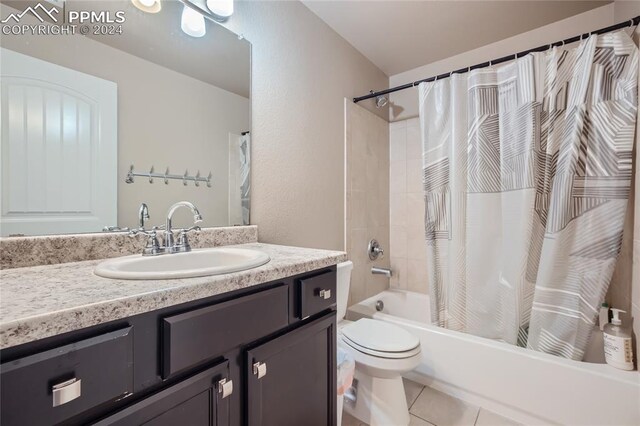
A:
[0,241,345,426]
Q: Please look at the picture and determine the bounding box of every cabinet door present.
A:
[94,361,232,426]
[246,313,336,426]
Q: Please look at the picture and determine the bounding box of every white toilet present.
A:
[337,261,421,426]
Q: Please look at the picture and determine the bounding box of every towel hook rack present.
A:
[126,164,212,188]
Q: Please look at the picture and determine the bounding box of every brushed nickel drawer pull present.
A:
[253,361,267,379]
[218,378,233,398]
[52,378,81,407]
[319,289,331,300]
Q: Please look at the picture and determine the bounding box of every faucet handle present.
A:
[368,239,384,260]
[128,224,165,237]
[180,225,201,234]
[175,226,201,253]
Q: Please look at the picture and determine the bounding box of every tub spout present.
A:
[371,267,392,277]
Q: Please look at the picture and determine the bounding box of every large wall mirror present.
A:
[0,0,251,236]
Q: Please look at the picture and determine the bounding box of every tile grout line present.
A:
[408,386,436,426]
[409,385,425,410]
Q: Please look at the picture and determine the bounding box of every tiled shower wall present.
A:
[345,101,390,305]
[389,118,428,293]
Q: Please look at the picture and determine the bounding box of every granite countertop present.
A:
[0,243,347,349]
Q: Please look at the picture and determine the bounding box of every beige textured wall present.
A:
[388,4,615,121]
[345,100,390,305]
[222,1,388,251]
[389,118,427,293]
[0,3,250,230]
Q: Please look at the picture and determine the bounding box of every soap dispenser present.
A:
[603,309,634,370]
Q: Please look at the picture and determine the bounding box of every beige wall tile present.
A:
[350,191,367,226]
[390,226,408,258]
[346,102,390,305]
[406,192,425,230]
[406,121,422,161]
[390,161,407,194]
[390,257,407,289]
[389,118,429,294]
[390,126,407,163]
[390,120,407,131]
[366,190,382,228]
[407,258,429,294]
[390,193,407,227]
[406,159,424,193]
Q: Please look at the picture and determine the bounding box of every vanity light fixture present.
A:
[131,0,162,13]
[181,4,206,37]
[206,0,233,20]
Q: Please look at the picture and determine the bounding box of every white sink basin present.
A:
[94,247,271,280]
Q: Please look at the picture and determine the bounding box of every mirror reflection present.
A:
[0,0,251,236]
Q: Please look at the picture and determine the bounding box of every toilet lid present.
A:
[341,318,419,353]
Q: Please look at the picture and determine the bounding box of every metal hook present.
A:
[164,168,169,185]
[148,166,154,184]
[194,171,201,187]
[125,164,135,184]
[206,172,212,188]
[183,170,189,186]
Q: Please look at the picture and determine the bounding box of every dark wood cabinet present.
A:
[0,266,337,426]
[93,361,231,426]
[246,313,336,426]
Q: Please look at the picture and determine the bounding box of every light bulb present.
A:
[181,5,206,38]
[206,0,233,18]
[131,0,161,13]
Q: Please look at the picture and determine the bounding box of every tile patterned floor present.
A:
[342,378,521,426]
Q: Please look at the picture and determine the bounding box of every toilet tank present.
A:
[336,261,353,320]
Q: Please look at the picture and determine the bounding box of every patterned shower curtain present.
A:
[419,30,638,360]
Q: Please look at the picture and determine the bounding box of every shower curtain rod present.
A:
[353,15,640,104]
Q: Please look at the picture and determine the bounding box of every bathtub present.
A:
[348,289,640,425]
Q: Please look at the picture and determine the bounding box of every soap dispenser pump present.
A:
[603,309,634,370]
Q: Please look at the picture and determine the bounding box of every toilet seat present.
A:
[340,318,420,359]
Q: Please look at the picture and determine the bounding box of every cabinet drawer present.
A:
[0,327,134,426]
[298,271,336,319]
[163,285,289,377]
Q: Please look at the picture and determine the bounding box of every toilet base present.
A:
[344,369,410,426]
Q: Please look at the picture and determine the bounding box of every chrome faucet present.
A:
[371,267,392,277]
[138,203,150,229]
[164,201,203,253]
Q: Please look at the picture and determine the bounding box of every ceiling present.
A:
[303,1,611,76]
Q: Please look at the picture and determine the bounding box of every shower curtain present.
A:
[419,30,638,360]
